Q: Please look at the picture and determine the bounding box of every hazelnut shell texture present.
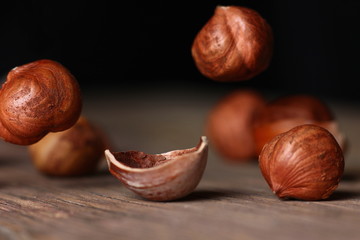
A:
[28,116,108,176]
[191,6,273,82]
[259,124,344,200]
[105,136,208,201]
[0,59,82,145]
[206,90,265,161]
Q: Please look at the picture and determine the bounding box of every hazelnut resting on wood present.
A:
[259,124,344,201]
[191,5,273,82]
[206,90,266,161]
[28,116,108,176]
[105,136,208,201]
[0,59,82,145]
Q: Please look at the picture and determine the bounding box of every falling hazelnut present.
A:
[206,89,266,161]
[0,59,82,145]
[105,136,208,201]
[28,116,108,176]
[191,5,273,82]
[253,94,346,155]
[259,124,344,200]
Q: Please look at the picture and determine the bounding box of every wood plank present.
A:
[0,87,359,240]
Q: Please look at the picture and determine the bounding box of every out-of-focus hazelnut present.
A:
[206,89,266,161]
[28,116,108,176]
[253,94,346,155]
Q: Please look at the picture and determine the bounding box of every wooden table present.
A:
[0,85,359,240]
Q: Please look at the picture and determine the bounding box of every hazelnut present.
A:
[253,94,346,155]
[259,124,344,200]
[105,136,208,201]
[191,5,273,82]
[28,116,108,176]
[206,89,266,161]
[0,59,82,145]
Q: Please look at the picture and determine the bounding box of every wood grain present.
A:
[0,87,359,240]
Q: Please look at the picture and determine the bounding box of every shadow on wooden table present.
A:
[0,157,24,167]
[176,189,242,202]
[341,171,360,182]
[328,189,360,201]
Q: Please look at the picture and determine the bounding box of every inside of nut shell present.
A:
[111,148,197,169]
[111,151,167,168]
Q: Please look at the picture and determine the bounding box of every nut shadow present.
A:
[174,189,242,202]
[275,189,360,202]
[327,189,360,201]
[340,163,360,181]
[341,172,360,182]
[41,162,110,179]
[0,157,26,167]
[39,167,115,190]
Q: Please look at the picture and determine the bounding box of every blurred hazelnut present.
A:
[206,89,266,161]
[253,94,346,155]
[28,116,108,176]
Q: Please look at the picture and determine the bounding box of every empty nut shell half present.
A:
[105,136,208,201]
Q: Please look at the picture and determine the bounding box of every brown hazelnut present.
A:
[28,116,108,176]
[259,124,344,200]
[105,136,208,201]
[253,94,346,155]
[206,89,266,161]
[191,5,273,82]
[0,59,82,145]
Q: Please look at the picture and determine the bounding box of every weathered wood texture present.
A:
[0,87,359,240]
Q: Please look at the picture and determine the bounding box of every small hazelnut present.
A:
[191,5,273,82]
[105,136,208,201]
[28,116,108,176]
[206,89,266,161]
[253,94,346,155]
[259,124,344,200]
[0,59,82,145]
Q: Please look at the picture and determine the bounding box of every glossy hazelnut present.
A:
[259,124,344,200]
[206,89,266,161]
[253,94,346,155]
[28,116,108,176]
[105,136,208,201]
[0,59,82,145]
[191,5,273,82]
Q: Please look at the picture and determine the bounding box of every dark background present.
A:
[0,0,359,100]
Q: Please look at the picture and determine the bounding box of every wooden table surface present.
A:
[0,85,359,240]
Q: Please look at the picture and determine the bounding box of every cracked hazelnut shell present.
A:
[0,59,82,145]
[191,5,273,82]
[206,90,266,161]
[105,136,208,201]
[259,124,344,200]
